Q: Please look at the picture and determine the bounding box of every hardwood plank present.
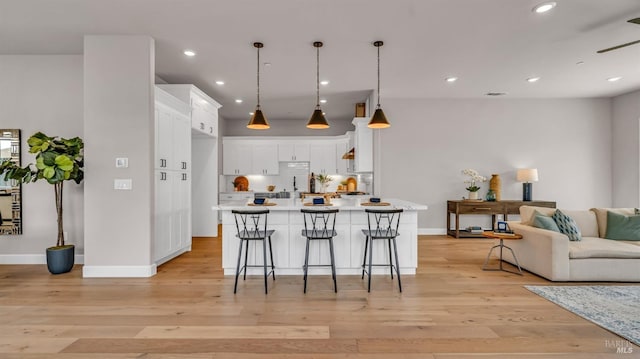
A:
[136,325,330,339]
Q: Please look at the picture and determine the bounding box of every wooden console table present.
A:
[446,200,556,238]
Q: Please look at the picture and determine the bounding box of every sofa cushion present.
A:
[532,212,560,232]
[553,209,582,241]
[520,205,556,225]
[569,237,640,259]
[605,211,640,240]
[590,208,636,238]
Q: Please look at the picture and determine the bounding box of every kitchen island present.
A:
[216,197,427,275]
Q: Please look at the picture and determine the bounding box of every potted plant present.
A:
[316,174,333,193]
[0,132,84,274]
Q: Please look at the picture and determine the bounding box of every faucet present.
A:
[293,176,298,191]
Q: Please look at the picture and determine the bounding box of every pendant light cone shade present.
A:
[307,41,329,129]
[368,40,390,129]
[247,42,270,129]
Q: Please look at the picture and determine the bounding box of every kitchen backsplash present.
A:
[220,162,372,193]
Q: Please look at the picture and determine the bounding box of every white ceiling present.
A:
[2,0,640,125]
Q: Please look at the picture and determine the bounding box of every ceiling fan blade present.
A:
[628,18,640,25]
[597,39,640,53]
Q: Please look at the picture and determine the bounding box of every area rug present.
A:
[525,285,640,346]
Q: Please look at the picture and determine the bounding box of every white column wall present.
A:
[83,35,156,277]
[612,89,640,207]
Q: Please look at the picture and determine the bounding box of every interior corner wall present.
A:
[83,36,156,277]
[0,55,84,262]
[376,98,613,231]
[612,89,640,207]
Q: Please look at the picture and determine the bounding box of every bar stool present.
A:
[301,208,339,293]
[361,208,403,292]
[232,209,276,294]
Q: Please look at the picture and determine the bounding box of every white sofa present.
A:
[503,206,640,282]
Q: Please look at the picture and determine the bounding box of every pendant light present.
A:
[307,41,329,129]
[247,42,269,129]
[368,41,390,129]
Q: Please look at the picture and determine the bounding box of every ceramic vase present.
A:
[468,191,479,200]
[489,174,501,201]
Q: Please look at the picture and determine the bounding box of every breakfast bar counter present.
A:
[216,198,427,275]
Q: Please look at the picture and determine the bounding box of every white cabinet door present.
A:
[309,143,337,175]
[223,141,252,175]
[155,107,173,170]
[352,117,373,172]
[278,142,310,161]
[154,170,172,261]
[174,170,191,250]
[252,143,279,175]
[172,114,191,171]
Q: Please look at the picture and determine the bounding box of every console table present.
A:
[446,200,556,238]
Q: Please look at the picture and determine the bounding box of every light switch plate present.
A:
[114,179,132,190]
[115,158,129,168]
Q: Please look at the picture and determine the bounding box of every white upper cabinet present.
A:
[309,143,337,175]
[278,142,310,162]
[223,140,252,175]
[252,143,279,175]
[157,84,221,138]
[352,117,373,172]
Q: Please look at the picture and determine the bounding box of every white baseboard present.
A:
[419,228,447,235]
[0,254,85,265]
[82,264,157,278]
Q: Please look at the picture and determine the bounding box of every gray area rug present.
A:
[525,285,640,346]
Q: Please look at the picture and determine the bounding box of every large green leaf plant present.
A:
[0,132,84,247]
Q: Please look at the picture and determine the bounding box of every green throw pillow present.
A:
[552,209,582,241]
[605,211,640,240]
[532,212,560,232]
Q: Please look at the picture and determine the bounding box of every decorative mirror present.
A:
[0,129,22,235]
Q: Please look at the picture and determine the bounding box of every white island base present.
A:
[218,198,427,276]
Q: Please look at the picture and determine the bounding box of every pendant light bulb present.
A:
[307,41,329,129]
[368,40,390,129]
[247,42,270,130]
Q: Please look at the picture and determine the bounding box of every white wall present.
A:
[376,98,613,231]
[612,89,640,207]
[192,137,218,236]
[0,55,84,261]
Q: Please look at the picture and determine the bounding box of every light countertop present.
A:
[215,197,427,211]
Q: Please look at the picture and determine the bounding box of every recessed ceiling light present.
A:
[320,99,327,103]
[533,2,556,13]
[235,99,243,103]
[249,112,254,116]
[607,76,622,82]
[215,80,225,85]
[576,61,585,65]
[264,62,272,67]
[527,77,541,83]
[322,112,326,115]
[486,92,507,96]
[183,50,196,57]
[445,77,458,83]
[320,80,329,86]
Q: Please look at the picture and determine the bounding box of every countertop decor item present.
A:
[267,185,275,192]
[489,174,501,201]
[316,174,333,193]
[368,41,391,129]
[461,169,487,199]
[233,176,249,191]
[247,42,270,129]
[516,168,538,201]
[0,131,84,274]
[307,41,329,129]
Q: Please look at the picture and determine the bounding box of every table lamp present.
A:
[516,168,538,201]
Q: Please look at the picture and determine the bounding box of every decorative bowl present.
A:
[254,198,266,205]
[313,198,324,205]
[369,197,381,203]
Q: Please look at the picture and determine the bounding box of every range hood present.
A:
[341,147,354,160]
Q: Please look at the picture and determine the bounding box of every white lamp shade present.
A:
[517,168,539,182]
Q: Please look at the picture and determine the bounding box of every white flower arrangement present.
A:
[461,169,487,192]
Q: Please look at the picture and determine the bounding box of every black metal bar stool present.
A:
[361,208,403,292]
[301,208,339,293]
[232,209,276,294]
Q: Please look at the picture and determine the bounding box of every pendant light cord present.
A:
[256,45,260,108]
[316,44,320,109]
[377,44,381,108]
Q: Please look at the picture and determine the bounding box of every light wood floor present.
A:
[0,234,637,358]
